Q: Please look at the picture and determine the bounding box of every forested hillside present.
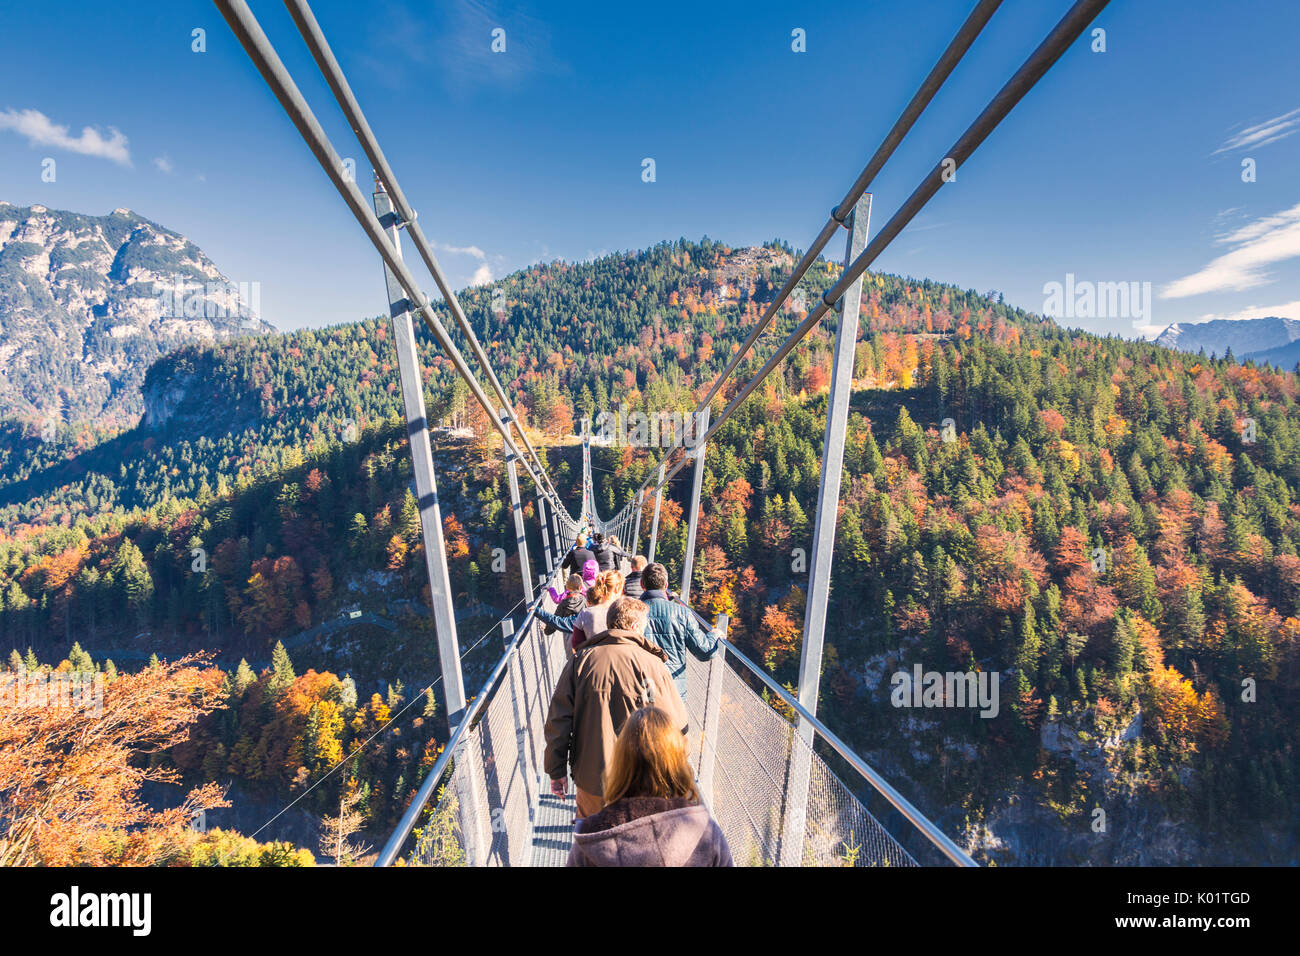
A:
[2,238,1297,864]
[589,318,1300,864]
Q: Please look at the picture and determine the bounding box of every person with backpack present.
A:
[561,533,597,577]
[590,532,628,572]
[543,598,688,819]
[544,574,588,645]
[639,562,721,697]
[567,705,733,867]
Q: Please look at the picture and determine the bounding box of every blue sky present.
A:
[2,0,1299,339]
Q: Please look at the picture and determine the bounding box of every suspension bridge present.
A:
[213,0,1111,866]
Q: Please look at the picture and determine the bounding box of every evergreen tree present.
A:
[268,641,295,695]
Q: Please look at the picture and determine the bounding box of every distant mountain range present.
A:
[0,202,273,426]
[1154,316,1300,369]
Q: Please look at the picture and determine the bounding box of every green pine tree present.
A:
[269,641,295,694]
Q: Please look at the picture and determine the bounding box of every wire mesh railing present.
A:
[677,603,975,867]
[406,609,569,866]
[679,638,917,867]
[386,584,971,866]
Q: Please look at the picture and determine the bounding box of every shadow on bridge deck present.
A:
[528,792,576,866]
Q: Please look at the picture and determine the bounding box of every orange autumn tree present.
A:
[1141,662,1228,759]
[0,655,228,866]
[755,586,807,670]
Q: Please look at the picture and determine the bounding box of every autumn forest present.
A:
[2,239,1298,865]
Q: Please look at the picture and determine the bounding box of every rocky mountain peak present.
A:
[0,203,275,426]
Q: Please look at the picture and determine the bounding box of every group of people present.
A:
[536,532,734,867]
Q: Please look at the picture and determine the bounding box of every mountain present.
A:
[0,238,1044,533]
[1154,316,1300,363]
[2,238,1297,864]
[0,202,273,427]
[1243,338,1300,371]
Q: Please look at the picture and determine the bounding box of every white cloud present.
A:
[1197,299,1300,322]
[152,154,174,174]
[1214,107,1300,154]
[430,239,493,286]
[1161,201,1300,298]
[434,241,487,259]
[0,108,131,165]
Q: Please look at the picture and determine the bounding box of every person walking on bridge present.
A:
[590,532,629,572]
[640,563,721,697]
[562,533,597,578]
[535,568,624,654]
[543,597,687,820]
[571,569,623,652]
[544,573,588,646]
[567,705,732,867]
[623,555,648,599]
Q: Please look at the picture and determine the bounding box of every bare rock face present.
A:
[0,202,274,427]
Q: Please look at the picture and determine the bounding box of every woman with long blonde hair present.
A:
[569,568,624,652]
[566,706,732,866]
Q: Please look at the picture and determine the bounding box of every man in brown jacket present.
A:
[543,597,688,819]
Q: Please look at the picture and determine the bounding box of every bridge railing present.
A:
[675,601,975,867]
[378,577,974,866]
[375,578,566,867]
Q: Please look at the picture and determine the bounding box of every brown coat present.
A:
[543,628,689,798]
[567,796,734,867]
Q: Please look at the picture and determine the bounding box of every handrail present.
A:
[672,598,977,867]
[374,553,571,866]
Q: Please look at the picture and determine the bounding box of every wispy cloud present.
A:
[0,108,131,165]
[152,154,174,174]
[434,240,487,259]
[432,239,493,286]
[1214,107,1300,154]
[1197,299,1300,322]
[358,0,568,94]
[1161,201,1300,298]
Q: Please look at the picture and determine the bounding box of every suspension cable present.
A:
[281,0,561,508]
[215,0,568,509]
[629,0,1005,503]
[641,0,1111,498]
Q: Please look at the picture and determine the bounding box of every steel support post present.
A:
[501,617,538,861]
[679,406,711,602]
[503,410,534,606]
[782,192,871,867]
[697,613,729,806]
[647,463,665,563]
[373,179,468,737]
[538,495,554,578]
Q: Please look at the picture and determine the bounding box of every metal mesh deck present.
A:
[528,792,575,866]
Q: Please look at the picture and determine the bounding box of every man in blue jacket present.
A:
[639,562,720,697]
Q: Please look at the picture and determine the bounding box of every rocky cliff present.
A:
[0,202,273,426]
